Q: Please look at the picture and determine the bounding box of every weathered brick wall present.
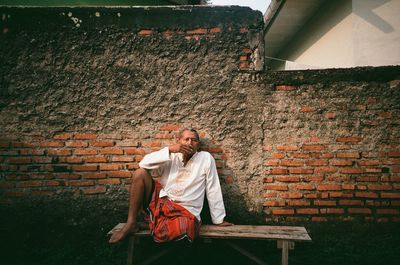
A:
[1,6,399,224]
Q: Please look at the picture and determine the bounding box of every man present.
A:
[109,128,231,244]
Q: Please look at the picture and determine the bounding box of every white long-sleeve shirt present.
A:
[138,147,226,224]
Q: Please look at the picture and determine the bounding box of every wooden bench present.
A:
[108,223,311,265]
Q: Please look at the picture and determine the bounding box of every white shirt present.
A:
[139,147,226,224]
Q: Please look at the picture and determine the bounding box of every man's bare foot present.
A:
[109,223,139,243]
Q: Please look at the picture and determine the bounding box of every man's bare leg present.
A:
[109,168,153,243]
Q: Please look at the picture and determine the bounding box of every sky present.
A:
[209,0,271,14]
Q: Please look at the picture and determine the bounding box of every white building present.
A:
[264,0,400,70]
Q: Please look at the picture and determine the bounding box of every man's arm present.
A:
[205,154,230,225]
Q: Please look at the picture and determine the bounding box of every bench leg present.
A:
[281,241,289,265]
[127,236,136,265]
[277,240,295,265]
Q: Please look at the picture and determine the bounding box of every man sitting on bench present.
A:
[109,128,232,244]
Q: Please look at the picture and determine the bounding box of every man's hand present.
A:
[169,143,194,156]
[215,221,234,226]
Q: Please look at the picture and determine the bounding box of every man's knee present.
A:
[132,168,151,182]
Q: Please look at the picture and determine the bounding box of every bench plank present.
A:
[108,223,311,242]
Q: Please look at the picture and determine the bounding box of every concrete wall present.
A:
[1,6,400,225]
[274,0,400,70]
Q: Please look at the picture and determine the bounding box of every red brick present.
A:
[72,165,97,171]
[276,145,299,151]
[271,209,294,215]
[107,171,132,178]
[275,85,296,91]
[210,27,221,33]
[326,175,349,182]
[304,193,318,199]
[280,192,303,199]
[68,180,95,186]
[82,172,106,179]
[302,144,325,151]
[56,173,80,180]
[263,201,280,207]
[66,141,88,148]
[271,153,285,159]
[263,177,273,183]
[98,179,121,185]
[337,152,360,159]
[280,160,303,167]
[242,48,252,54]
[40,141,64,148]
[317,184,341,191]
[265,160,279,166]
[377,209,400,215]
[314,200,336,206]
[44,180,61,187]
[126,163,139,170]
[74,149,97,156]
[125,148,146,155]
[340,168,364,174]
[289,168,314,174]
[330,160,353,166]
[388,152,400,157]
[288,200,310,206]
[303,176,324,183]
[100,148,123,155]
[48,149,72,156]
[53,133,73,140]
[99,164,121,171]
[326,208,345,214]
[90,140,114,147]
[297,208,319,214]
[269,168,288,175]
[162,30,174,39]
[275,176,300,182]
[368,184,392,190]
[8,157,31,164]
[160,124,181,131]
[74,133,97,140]
[239,27,248,33]
[339,200,363,205]
[355,192,378,198]
[264,184,288,191]
[82,186,107,194]
[186,28,207,35]
[142,141,162,148]
[357,160,380,166]
[300,106,314,113]
[357,176,378,182]
[66,157,83,164]
[307,160,328,166]
[290,153,311,159]
[342,184,356,190]
[291,184,315,190]
[85,156,107,163]
[16,180,43,187]
[263,192,277,198]
[325,112,336,119]
[239,62,249,69]
[137,29,153,36]
[381,193,400,199]
[111,156,134,162]
[348,208,371,214]
[224,176,234,185]
[239,55,248,61]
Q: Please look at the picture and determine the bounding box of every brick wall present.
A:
[0,124,230,201]
[0,6,399,224]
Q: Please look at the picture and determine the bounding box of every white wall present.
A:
[274,0,400,70]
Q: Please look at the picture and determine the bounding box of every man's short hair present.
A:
[176,127,200,140]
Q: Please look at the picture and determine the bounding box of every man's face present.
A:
[178,130,200,154]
